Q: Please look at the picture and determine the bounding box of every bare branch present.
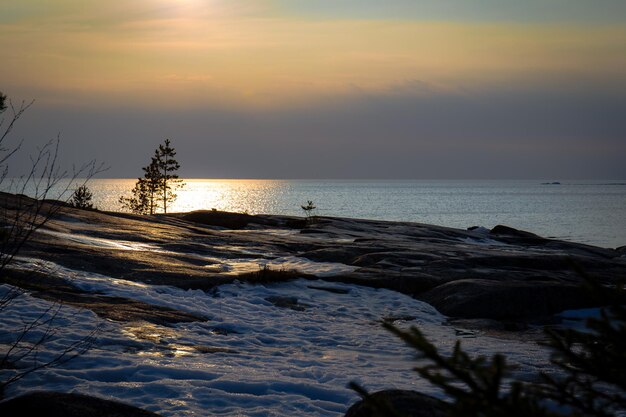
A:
[0,93,106,399]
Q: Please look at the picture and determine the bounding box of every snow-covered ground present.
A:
[1,256,555,416]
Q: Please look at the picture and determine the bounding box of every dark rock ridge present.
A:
[345,390,447,417]
[3,192,626,321]
[0,392,162,417]
[421,279,593,319]
[180,210,255,229]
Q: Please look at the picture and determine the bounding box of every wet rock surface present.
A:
[4,269,207,325]
[4,192,626,321]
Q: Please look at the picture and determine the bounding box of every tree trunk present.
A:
[163,154,168,214]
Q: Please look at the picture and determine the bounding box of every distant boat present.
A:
[541,181,561,185]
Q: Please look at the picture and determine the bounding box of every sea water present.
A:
[9,179,626,248]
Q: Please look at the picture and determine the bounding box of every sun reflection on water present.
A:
[174,179,285,214]
[92,178,290,214]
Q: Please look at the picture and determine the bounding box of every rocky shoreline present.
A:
[2,192,626,416]
[6,193,626,324]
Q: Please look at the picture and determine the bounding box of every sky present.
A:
[1,0,625,179]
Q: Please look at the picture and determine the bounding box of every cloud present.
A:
[274,0,626,24]
[2,9,626,108]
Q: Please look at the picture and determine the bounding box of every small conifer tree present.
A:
[120,139,184,214]
[155,138,183,214]
[301,200,316,224]
[119,177,151,215]
[143,156,162,214]
[70,185,95,209]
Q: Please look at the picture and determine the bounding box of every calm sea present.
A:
[56,179,624,249]
[9,179,626,248]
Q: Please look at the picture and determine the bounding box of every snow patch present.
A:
[2,261,555,417]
